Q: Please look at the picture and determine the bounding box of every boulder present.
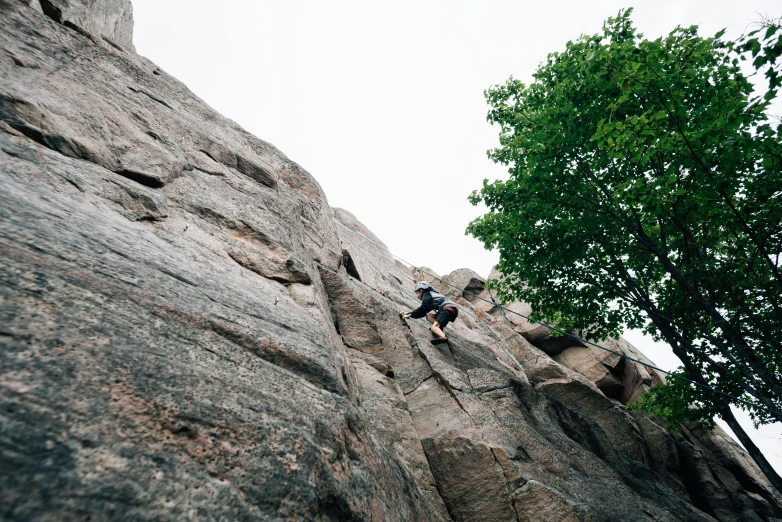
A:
[554,345,626,400]
[439,267,486,297]
[554,337,664,405]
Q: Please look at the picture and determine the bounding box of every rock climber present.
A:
[400,281,459,345]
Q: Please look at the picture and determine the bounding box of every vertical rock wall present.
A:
[1,2,781,520]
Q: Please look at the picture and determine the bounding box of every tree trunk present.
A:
[646,309,782,493]
[715,402,782,495]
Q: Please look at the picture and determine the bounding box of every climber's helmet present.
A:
[413,281,432,296]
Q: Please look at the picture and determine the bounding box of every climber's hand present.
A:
[400,312,411,319]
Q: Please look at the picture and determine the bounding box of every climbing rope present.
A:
[335,221,782,418]
[339,223,543,386]
[340,223,576,405]
[339,228,420,303]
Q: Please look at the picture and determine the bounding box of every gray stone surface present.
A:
[38,0,135,50]
[2,2,782,521]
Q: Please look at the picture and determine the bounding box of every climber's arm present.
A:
[406,293,433,319]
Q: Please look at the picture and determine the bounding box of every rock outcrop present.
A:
[2,2,781,520]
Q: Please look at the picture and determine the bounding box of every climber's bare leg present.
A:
[424,312,447,340]
[430,321,446,340]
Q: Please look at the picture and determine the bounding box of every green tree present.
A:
[468,9,782,490]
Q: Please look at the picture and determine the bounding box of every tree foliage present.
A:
[468,9,782,433]
[627,372,716,434]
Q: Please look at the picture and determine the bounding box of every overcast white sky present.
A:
[132,1,782,472]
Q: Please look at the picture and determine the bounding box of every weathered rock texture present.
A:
[1,2,781,521]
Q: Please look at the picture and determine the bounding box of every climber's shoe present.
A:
[430,337,449,345]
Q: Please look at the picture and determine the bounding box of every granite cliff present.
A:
[2,1,781,520]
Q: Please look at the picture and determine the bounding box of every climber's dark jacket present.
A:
[409,290,458,319]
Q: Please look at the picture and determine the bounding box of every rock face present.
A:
[39,0,135,50]
[1,2,781,521]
